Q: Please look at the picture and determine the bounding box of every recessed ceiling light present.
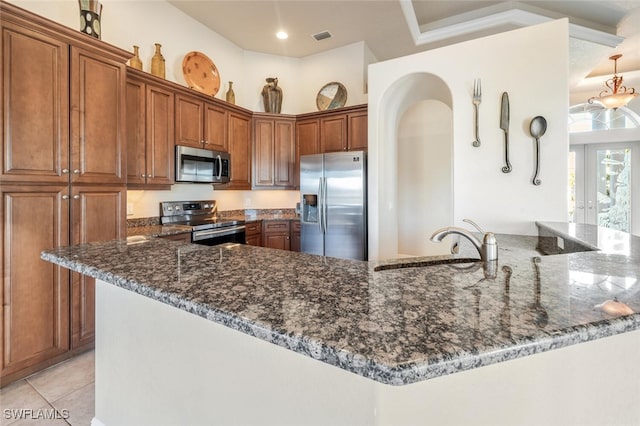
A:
[276,31,288,40]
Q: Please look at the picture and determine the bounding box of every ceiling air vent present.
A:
[312,31,332,41]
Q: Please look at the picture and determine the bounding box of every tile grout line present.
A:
[24,379,73,425]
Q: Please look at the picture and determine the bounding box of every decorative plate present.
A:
[182,51,221,96]
[316,82,347,110]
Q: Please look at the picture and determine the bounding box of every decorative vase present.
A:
[150,43,165,79]
[129,45,143,70]
[78,0,102,39]
[261,77,282,113]
[226,81,235,104]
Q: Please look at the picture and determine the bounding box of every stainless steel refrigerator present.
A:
[300,151,367,260]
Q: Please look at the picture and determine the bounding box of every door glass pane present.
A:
[568,151,576,222]
[596,148,631,232]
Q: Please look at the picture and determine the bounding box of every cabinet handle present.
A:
[141,173,146,178]
[62,168,69,174]
[73,169,80,174]
[73,195,80,200]
[62,195,70,200]
[203,140,209,145]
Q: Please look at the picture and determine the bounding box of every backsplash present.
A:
[127,208,297,228]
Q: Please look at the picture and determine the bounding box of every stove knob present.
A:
[175,206,181,211]
[204,203,210,208]
[166,206,173,211]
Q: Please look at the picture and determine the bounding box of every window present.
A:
[569,103,640,133]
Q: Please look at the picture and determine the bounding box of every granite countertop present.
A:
[41,221,640,386]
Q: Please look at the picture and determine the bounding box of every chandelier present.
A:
[588,54,637,110]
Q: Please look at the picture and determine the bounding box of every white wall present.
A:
[368,19,570,260]
[397,100,453,257]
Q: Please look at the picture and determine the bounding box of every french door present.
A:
[570,142,640,235]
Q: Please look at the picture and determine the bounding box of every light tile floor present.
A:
[1,351,95,426]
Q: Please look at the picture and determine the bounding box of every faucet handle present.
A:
[463,218,485,233]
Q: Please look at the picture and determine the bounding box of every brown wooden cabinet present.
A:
[320,115,348,153]
[70,46,126,185]
[263,220,291,251]
[221,111,252,190]
[348,109,368,151]
[0,185,71,384]
[0,2,129,386]
[175,92,228,152]
[290,220,301,252]
[245,221,262,246]
[1,20,69,184]
[253,115,295,189]
[126,70,174,188]
[70,186,125,349]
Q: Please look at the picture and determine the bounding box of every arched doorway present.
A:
[371,73,453,259]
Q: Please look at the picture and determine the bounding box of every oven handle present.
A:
[192,225,246,241]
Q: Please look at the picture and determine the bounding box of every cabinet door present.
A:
[126,78,146,185]
[1,22,69,184]
[320,115,347,153]
[224,112,252,190]
[263,221,291,251]
[146,84,174,185]
[175,94,204,148]
[254,119,275,187]
[264,234,290,251]
[70,47,126,185]
[70,185,125,349]
[290,220,301,252]
[295,119,320,189]
[275,120,295,187]
[204,103,228,152]
[348,111,368,151]
[1,185,70,379]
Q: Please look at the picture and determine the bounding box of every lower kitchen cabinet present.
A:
[1,185,70,385]
[70,186,126,349]
[263,220,290,251]
[245,221,262,246]
[0,184,125,385]
[290,220,301,252]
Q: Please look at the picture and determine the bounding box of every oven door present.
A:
[192,225,246,246]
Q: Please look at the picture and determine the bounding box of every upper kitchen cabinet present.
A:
[1,3,128,185]
[175,92,228,153]
[1,19,69,184]
[220,111,252,190]
[347,109,368,152]
[296,105,367,155]
[253,114,295,189]
[126,70,174,188]
[70,46,126,185]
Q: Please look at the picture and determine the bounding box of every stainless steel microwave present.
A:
[175,145,230,184]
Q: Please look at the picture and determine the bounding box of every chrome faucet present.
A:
[430,219,498,262]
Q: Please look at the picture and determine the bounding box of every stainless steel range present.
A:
[160,200,245,245]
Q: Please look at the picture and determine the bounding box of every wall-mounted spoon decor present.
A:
[529,116,547,186]
[500,92,511,173]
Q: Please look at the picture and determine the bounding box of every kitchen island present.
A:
[41,222,640,425]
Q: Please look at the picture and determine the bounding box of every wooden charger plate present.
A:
[182,51,220,96]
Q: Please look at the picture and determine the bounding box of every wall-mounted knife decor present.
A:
[500,92,512,173]
[529,116,547,186]
[472,78,481,147]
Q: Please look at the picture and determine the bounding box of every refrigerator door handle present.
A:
[317,180,324,234]
[322,177,328,235]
